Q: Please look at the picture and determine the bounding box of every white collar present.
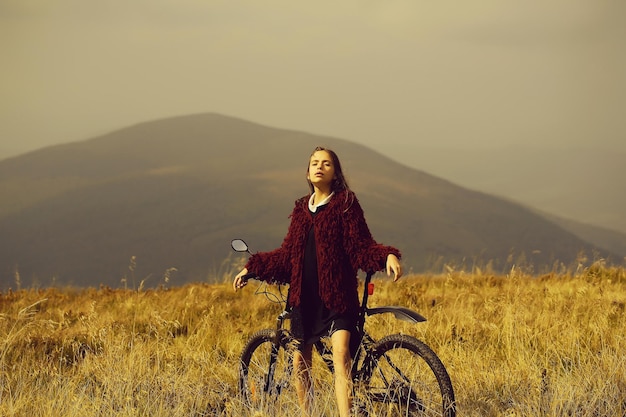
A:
[308,191,334,213]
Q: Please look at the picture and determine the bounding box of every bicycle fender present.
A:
[366,306,427,323]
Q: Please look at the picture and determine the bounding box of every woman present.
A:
[233,146,402,417]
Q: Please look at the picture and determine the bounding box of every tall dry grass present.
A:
[1,262,625,416]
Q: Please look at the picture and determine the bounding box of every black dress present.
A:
[290,203,358,348]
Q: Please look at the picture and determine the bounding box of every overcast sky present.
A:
[1,0,625,158]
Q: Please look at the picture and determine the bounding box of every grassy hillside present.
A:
[0,113,617,289]
[1,265,625,416]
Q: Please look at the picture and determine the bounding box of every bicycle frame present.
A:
[306,271,424,375]
[263,310,292,394]
[247,281,455,415]
[272,271,428,379]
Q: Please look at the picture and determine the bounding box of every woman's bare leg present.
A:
[331,330,353,417]
[293,344,313,417]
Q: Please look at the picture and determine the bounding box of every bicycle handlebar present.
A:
[241,272,258,282]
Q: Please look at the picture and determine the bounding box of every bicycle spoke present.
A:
[358,335,456,417]
[239,329,298,415]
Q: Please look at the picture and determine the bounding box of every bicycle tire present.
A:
[238,328,298,413]
[356,334,456,417]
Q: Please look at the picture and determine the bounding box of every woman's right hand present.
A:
[233,267,249,292]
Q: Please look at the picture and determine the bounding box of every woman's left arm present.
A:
[342,195,402,276]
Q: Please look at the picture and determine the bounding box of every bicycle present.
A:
[232,238,456,416]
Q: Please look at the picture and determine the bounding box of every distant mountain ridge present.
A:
[0,113,621,289]
[384,144,626,235]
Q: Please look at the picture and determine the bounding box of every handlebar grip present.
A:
[241,272,258,282]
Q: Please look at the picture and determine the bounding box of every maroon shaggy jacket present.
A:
[245,190,401,315]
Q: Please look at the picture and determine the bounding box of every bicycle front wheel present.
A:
[357,334,456,417]
[239,328,298,414]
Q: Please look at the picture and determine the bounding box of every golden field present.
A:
[1,262,625,417]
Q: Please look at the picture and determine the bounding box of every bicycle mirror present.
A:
[231,239,249,253]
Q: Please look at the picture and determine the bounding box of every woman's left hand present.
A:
[386,254,402,282]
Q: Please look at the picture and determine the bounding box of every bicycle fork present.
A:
[264,310,291,395]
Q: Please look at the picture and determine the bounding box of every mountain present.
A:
[382,144,626,235]
[0,113,619,289]
[542,213,626,261]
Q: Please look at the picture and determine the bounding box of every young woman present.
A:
[233,146,402,417]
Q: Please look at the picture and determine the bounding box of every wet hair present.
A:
[306,146,354,210]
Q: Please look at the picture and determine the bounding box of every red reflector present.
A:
[368,283,375,295]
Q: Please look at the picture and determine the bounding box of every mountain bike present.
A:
[232,239,456,416]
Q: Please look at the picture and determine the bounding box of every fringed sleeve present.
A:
[342,192,401,274]
[244,198,306,284]
[245,248,291,284]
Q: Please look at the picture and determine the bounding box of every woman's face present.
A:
[307,150,336,190]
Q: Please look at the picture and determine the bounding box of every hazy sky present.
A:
[1,0,625,157]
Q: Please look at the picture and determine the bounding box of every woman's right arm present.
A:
[233,198,303,290]
[244,248,290,283]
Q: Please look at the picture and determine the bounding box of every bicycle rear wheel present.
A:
[239,328,298,414]
[357,334,456,417]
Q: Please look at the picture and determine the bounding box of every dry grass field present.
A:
[1,261,625,416]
